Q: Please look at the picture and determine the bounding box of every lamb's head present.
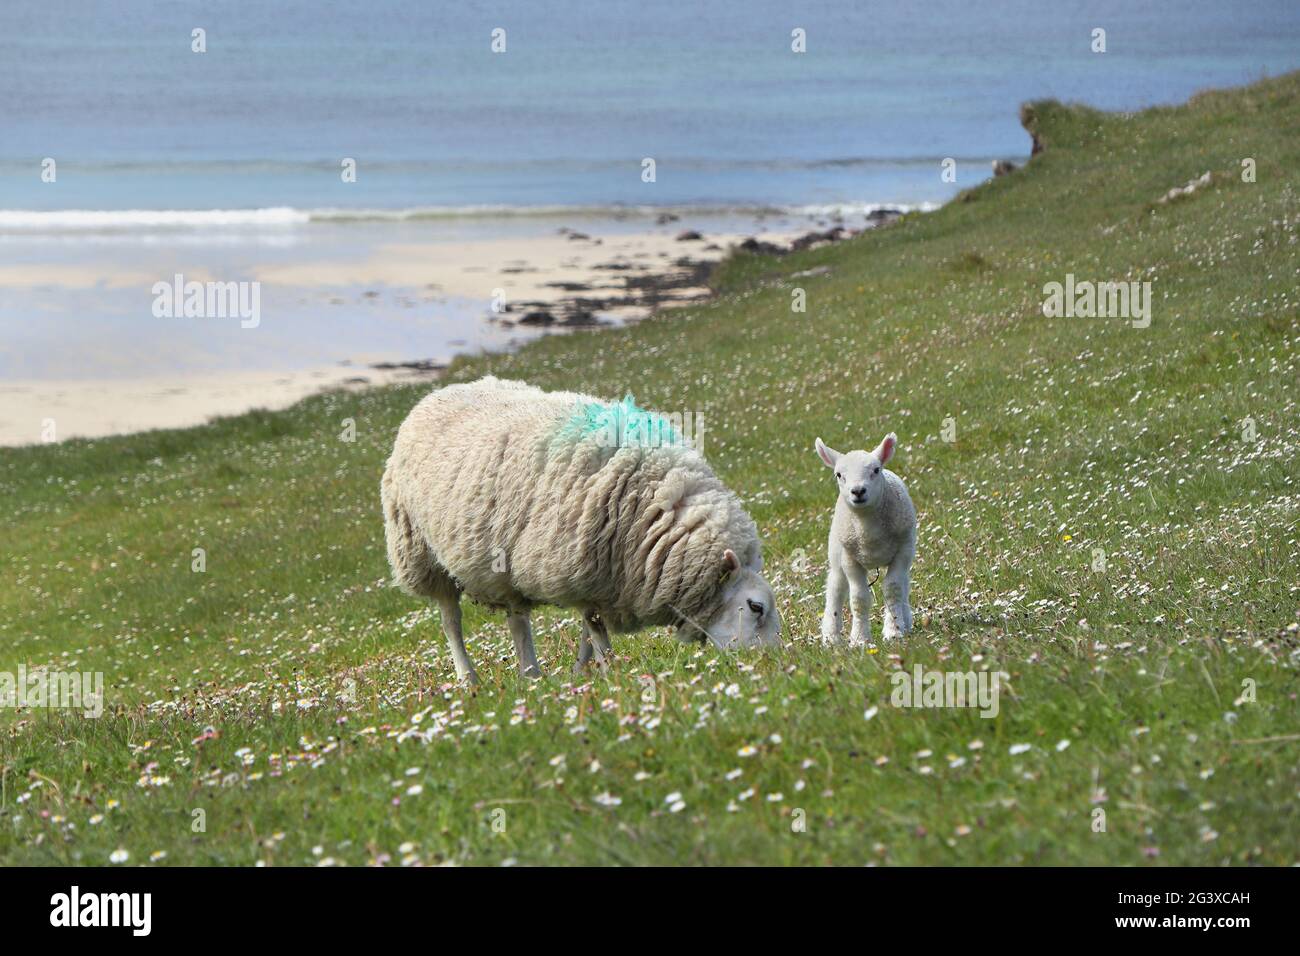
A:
[815,433,896,509]
[687,549,781,650]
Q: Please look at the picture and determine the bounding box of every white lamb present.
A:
[815,433,916,644]
[381,376,782,684]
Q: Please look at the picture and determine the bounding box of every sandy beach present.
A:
[0,219,818,447]
[0,366,439,446]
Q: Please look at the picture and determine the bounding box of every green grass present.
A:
[2,74,1298,866]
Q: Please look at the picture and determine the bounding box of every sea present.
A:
[2,0,1298,379]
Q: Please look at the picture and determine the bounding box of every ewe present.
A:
[382,377,781,683]
[815,433,916,644]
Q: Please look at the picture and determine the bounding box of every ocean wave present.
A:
[0,202,938,232]
[0,208,311,230]
[0,156,1000,175]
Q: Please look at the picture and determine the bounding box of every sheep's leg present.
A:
[881,537,915,640]
[438,596,478,686]
[586,610,612,669]
[575,617,594,673]
[843,559,874,646]
[821,547,849,644]
[508,611,543,679]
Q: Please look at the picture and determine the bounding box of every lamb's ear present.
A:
[815,437,840,469]
[723,549,742,575]
[874,432,897,465]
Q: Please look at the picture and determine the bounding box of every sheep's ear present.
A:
[723,549,742,574]
[874,432,897,465]
[815,437,839,468]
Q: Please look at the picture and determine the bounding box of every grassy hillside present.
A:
[2,74,1297,866]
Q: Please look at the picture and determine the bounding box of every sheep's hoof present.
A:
[520,665,544,680]
[459,671,480,689]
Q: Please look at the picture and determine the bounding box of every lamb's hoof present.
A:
[881,625,902,641]
[520,665,544,680]
[458,670,480,688]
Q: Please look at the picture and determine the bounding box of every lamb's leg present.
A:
[508,611,543,678]
[821,547,849,644]
[843,559,874,646]
[438,596,478,686]
[881,538,915,640]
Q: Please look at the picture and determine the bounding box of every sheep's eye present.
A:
[873,466,880,475]
[746,599,765,616]
[835,472,842,480]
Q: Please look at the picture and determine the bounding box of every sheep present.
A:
[381,376,781,683]
[814,433,916,644]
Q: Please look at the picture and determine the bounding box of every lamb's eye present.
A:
[835,472,843,480]
[873,466,880,475]
[746,599,765,616]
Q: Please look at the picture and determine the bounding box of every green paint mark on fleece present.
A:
[560,394,688,452]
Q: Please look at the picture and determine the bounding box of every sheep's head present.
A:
[815,433,896,509]
[689,549,781,650]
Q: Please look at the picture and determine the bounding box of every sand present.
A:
[254,229,775,318]
[0,366,445,447]
[1,225,801,448]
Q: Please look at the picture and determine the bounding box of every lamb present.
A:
[814,433,916,644]
[381,376,782,684]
